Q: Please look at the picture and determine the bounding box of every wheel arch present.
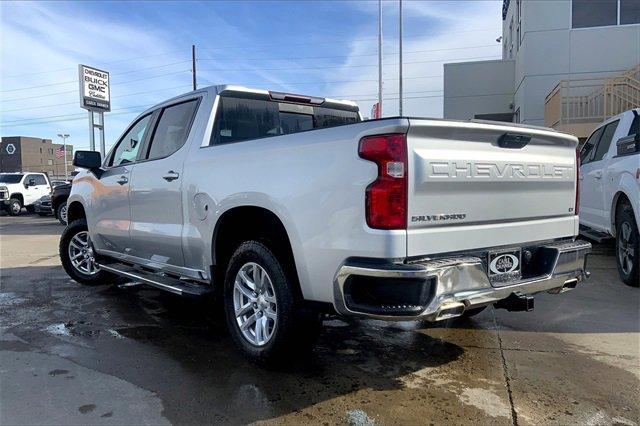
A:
[9,192,24,205]
[211,205,302,299]
[66,200,86,224]
[611,191,638,235]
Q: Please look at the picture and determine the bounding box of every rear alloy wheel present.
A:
[57,202,68,225]
[233,262,278,346]
[224,241,320,365]
[616,202,639,287]
[8,199,22,216]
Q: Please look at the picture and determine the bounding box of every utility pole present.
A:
[57,133,69,179]
[398,0,403,116]
[192,44,197,91]
[378,0,383,118]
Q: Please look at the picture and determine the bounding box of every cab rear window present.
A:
[210,95,359,145]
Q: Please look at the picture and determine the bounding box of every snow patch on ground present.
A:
[459,387,511,418]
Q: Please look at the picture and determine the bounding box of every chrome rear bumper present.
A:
[333,239,591,321]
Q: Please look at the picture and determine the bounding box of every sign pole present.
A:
[98,112,106,157]
[88,110,96,151]
[192,44,197,91]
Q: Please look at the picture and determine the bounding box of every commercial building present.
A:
[0,136,73,178]
[444,0,640,139]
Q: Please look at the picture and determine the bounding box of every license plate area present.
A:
[488,248,522,286]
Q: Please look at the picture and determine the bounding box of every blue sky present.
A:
[0,0,502,151]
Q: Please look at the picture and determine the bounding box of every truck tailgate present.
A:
[406,119,579,256]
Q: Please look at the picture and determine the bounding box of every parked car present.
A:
[34,195,53,216]
[0,172,52,216]
[60,85,591,364]
[579,108,639,286]
[51,182,71,225]
[51,180,69,188]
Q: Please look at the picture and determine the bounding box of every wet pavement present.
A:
[1,214,638,425]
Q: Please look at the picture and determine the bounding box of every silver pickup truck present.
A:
[61,85,591,364]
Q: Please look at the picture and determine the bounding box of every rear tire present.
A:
[56,202,68,225]
[59,219,113,285]
[7,199,22,216]
[616,202,639,287]
[223,240,320,366]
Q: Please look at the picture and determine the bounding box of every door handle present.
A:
[116,176,128,185]
[162,171,180,182]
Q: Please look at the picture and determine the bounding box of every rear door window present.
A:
[146,99,199,161]
[212,97,280,145]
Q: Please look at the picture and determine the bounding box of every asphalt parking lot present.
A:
[0,214,638,425]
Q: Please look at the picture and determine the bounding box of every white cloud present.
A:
[329,0,503,118]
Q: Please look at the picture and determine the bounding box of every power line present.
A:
[2,103,153,124]
[1,69,191,95]
[197,55,500,73]
[196,28,496,51]
[197,44,498,62]
[1,85,193,113]
[0,110,142,128]
[2,50,186,79]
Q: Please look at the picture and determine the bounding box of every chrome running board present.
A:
[98,262,213,297]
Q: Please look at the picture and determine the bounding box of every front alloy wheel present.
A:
[8,199,21,216]
[68,231,99,276]
[233,262,278,346]
[60,218,112,285]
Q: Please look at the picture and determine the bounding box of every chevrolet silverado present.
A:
[60,85,591,363]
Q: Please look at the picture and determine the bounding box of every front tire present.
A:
[7,198,22,216]
[223,241,320,365]
[616,202,639,287]
[59,219,112,285]
[56,202,68,225]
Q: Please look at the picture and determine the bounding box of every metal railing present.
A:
[545,64,640,129]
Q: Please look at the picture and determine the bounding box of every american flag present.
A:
[55,146,65,159]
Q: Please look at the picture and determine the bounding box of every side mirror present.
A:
[73,150,102,173]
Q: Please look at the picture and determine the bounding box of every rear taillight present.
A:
[575,148,580,215]
[358,134,408,229]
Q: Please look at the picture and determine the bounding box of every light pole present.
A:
[399,0,403,116]
[378,0,383,118]
[57,133,69,179]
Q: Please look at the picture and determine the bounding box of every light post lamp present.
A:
[57,133,69,179]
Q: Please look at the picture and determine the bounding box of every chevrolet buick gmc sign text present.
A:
[78,65,110,112]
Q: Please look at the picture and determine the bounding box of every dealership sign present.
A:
[78,65,110,112]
